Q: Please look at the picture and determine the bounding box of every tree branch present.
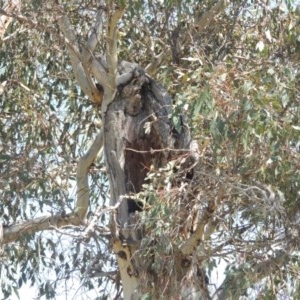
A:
[58,14,103,104]
[3,131,103,244]
[89,56,109,89]
[102,6,124,114]
[180,202,216,255]
[76,130,104,219]
[180,185,225,255]
[3,214,82,244]
[1,3,104,104]
[192,0,230,35]
[82,9,104,58]
[81,8,110,104]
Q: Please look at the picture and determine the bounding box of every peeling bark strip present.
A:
[104,63,189,233]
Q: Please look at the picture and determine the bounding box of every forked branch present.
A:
[58,14,103,104]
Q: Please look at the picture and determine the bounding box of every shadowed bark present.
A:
[104,65,186,232]
[102,63,210,299]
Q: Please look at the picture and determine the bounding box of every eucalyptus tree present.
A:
[1,0,300,299]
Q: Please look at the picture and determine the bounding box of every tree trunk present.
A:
[103,64,207,299]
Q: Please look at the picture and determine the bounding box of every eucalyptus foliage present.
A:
[0,0,299,299]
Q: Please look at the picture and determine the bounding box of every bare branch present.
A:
[82,9,105,58]
[83,202,120,238]
[1,3,103,104]
[3,131,103,244]
[76,130,104,219]
[90,56,109,88]
[180,202,215,255]
[3,214,83,244]
[180,185,226,255]
[102,6,124,114]
[81,8,111,104]
[58,14,103,104]
[192,0,230,35]
[145,51,167,76]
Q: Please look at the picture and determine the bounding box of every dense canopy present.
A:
[0,0,300,299]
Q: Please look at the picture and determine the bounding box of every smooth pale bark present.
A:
[58,15,103,104]
[102,7,124,114]
[57,6,140,299]
[113,240,139,300]
[2,131,103,244]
